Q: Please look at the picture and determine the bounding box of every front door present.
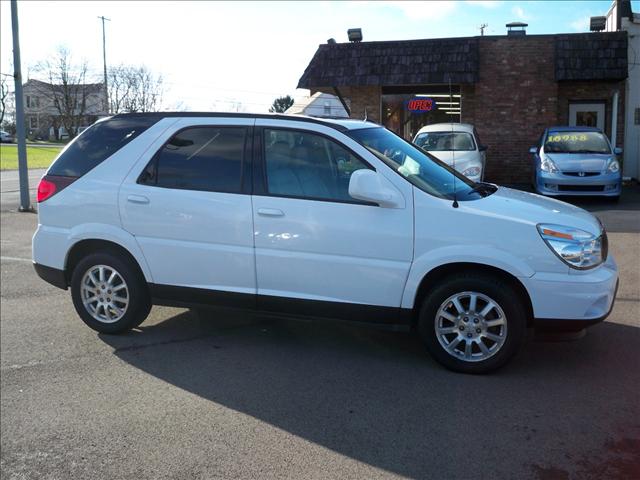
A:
[569,102,605,131]
[251,121,414,322]
[119,118,256,300]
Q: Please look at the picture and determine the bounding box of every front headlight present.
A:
[461,166,481,177]
[537,224,606,269]
[607,159,620,173]
[540,154,559,173]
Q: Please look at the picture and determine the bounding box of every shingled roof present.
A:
[297,37,479,89]
[555,31,628,81]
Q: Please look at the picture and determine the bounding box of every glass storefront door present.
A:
[381,85,461,141]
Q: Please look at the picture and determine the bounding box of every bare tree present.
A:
[0,75,10,125]
[34,47,100,139]
[109,65,163,113]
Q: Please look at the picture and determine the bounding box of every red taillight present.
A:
[37,175,77,203]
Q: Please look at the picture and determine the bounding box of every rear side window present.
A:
[48,116,159,177]
[139,126,246,193]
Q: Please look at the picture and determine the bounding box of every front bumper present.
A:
[522,254,618,330]
[535,170,621,197]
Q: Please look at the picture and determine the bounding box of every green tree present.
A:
[269,95,294,113]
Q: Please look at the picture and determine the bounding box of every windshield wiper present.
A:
[466,182,497,196]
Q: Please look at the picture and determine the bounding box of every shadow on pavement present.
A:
[99,308,640,479]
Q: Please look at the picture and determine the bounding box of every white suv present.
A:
[32,113,618,373]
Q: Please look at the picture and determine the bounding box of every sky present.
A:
[1,0,638,113]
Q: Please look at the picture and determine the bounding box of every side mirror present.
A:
[479,145,488,152]
[348,169,404,208]
[529,146,538,154]
[613,147,623,155]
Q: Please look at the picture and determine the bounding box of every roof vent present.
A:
[347,28,363,43]
[506,22,527,36]
[327,38,336,44]
[590,16,606,32]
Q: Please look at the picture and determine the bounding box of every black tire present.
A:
[70,250,151,334]
[417,273,527,374]
[607,195,620,203]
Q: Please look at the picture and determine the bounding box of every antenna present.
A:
[363,107,368,122]
[479,23,488,36]
[449,76,458,208]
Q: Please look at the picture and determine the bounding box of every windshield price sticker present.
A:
[547,134,588,142]
[406,97,437,113]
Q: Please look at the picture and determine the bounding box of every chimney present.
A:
[506,22,527,36]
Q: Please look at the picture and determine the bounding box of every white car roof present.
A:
[416,123,475,134]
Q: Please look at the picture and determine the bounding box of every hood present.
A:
[546,153,612,172]
[471,187,602,236]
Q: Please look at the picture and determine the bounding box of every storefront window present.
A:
[381,86,461,141]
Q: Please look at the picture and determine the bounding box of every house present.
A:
[298,26,628,185]
[285,92,348,118]
[23,79,106,140]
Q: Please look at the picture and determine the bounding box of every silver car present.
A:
[0,130,14,143]
[530,127,622,200]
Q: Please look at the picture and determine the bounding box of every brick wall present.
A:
[314,86,382,123]
[467,36,559,184]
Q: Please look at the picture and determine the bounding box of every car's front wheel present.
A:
[70,251,151,334]
[418,273,527,374]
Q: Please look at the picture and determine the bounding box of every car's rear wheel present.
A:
[418,273,527,374]
[71,251,151,334]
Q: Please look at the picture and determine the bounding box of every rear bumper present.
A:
[33,263,67,290]
[535,170,621,196]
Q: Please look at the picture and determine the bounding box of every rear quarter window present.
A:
[48,116,159,177]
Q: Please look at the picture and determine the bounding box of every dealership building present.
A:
[298,24,631,185]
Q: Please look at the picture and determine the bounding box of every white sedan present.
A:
[413,123,487,182]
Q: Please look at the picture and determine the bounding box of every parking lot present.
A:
[1,181,639,479]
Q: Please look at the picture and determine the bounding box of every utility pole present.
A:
[10,0,31,212]
[479,23,488,36]
[98,15,110,114]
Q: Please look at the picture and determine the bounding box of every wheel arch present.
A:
[65,239,149,286]
[411,262,534,328]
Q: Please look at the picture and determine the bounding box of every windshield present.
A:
[347,127,495,201]
[414,132,476,151]
[544,131,611,154]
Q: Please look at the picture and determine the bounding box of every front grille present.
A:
[558,185,605,192]
[562,171,600,177]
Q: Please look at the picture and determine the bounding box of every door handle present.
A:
[257,208,284,217]
[127,194,150,205]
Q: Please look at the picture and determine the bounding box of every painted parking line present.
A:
[0,256,32,263]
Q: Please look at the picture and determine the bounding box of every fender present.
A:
[66,223,154,282]
[401,245,536,309]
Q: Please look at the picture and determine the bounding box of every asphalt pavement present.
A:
[1,179,639,479]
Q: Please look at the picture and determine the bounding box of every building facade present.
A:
[606,0,639,180]
[298,30,628,185]
[23,79,105,140]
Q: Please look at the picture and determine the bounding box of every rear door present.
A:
[119,117,256,304]
[251,119,414,322]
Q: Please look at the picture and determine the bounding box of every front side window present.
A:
[140,127,246,193]
[263,128,371,202]
[348,127,494,201]
[414,131,476,151]
[544,131,611,154]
